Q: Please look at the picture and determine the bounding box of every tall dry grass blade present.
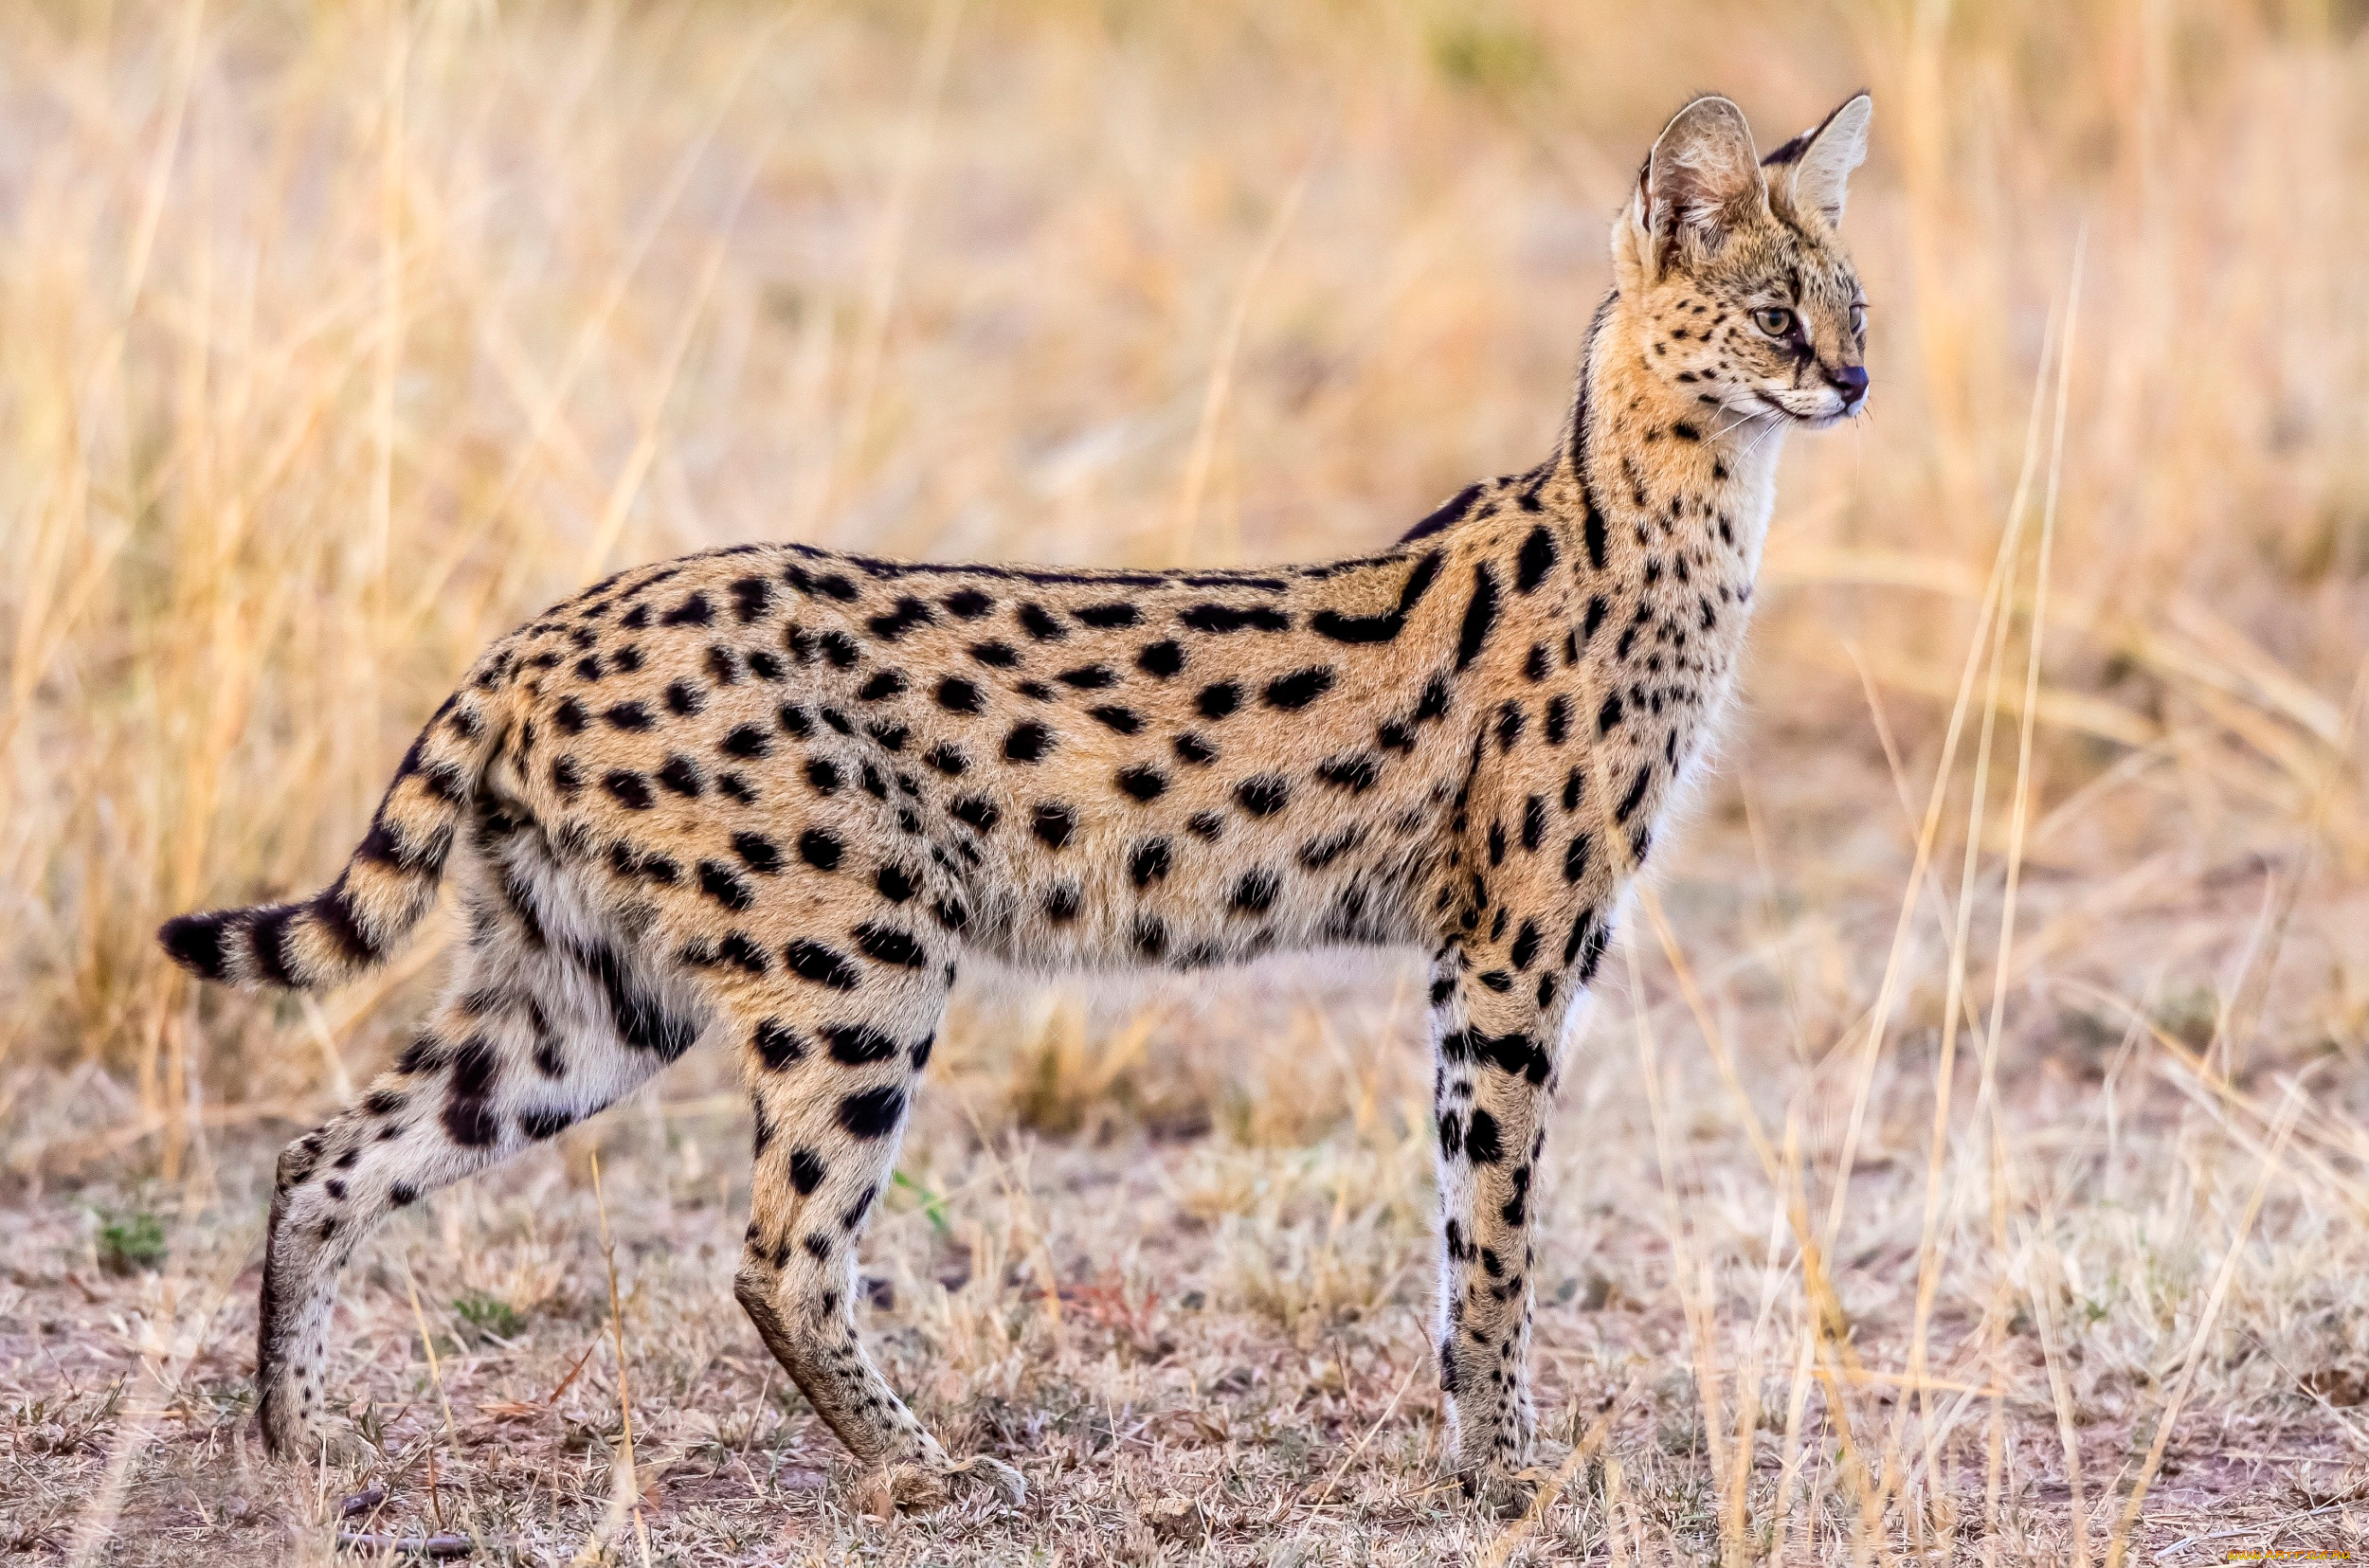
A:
[1883,281,2068,1543]
[1989,229,2089,1567]
[1479,1379,1637,1568]
[399,1255,483,1534]
[64,1217,256,1567]
[578,158,763,582]
[572,1150,653,1568]
[831,0,966,522]
[2102,1084,2305,1567]
[1619,936,1734,1546]
[1169,153,1316,566]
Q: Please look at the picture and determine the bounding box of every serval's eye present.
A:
[1848,300,1866,335]
[1752,306,1795,337]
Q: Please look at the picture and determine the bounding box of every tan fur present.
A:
[162,91,1872,1513]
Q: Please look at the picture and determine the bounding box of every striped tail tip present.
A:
[159,910,241,982]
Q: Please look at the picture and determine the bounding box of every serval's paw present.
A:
[256,1400,362,1468]
[1458,1462,1542,1520]
[853,1453,1026,1517]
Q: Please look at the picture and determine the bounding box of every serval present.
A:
[163,90,1872,1513]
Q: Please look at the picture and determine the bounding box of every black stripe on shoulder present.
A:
[1400,481,1488,544]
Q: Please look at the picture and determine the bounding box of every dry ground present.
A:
[4,1,2369,1562]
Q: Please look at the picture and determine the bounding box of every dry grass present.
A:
[4,0,2368,1561]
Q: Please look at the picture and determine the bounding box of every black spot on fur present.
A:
[1137,640,1185,677]
[1229,869,1280,914]
[1087,704,1141,734]
[1262,667,1335,711]
[1318,752,1382,793]
[1400,482,1484,543]
[1616,765,1653,823]
[1456,563,1499,671]
[798,829,844,871]
[698,860,755,911]
[520,1107,574,1142]
[730,576,772,623]
[732,831,783,874]
[854,924,926,968]
[1234,775,1290,817]
[1004,722,1053,763]
[1515,525,1557,592]
[1180,603,1291,634]
[1131,916,1168,958]
[753,1018,805,1070]
[1017,603,1068,640]
[785,941,859,990]
[868,597,934,640]
[1466,1108,1504,1163]
[159,913,230,980]
[1128,838,1172,887]
[838,1086,907,1140]
[827,1024,900,1064]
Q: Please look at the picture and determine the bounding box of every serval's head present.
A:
[1612,92,1872,429]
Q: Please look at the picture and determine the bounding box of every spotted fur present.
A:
[161,92,1871,1513]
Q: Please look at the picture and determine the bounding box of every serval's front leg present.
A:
[1427,908,1595,1513]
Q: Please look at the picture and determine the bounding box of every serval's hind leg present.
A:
[255,914,696,1460]
[727,966,1023,1513]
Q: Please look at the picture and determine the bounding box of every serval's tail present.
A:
[158,658,516,992]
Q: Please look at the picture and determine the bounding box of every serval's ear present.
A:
[1763,92,1872,230]
[1625,95,1764,280]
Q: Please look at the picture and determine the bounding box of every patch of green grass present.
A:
[452,1289,527,1343]
[890,1170,950,1235]
[95,1209,167,1276]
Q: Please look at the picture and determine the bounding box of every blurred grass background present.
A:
[1,0,2362,1126]
[1,0,2368,1559]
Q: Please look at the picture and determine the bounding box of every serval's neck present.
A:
[1563,290,1785,570]
[1533,292,1787,675]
